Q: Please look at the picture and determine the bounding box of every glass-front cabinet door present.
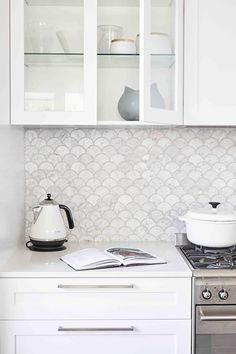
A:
[96,0,183,126]
[11,0,97,125]
[10,0,183,126]
[142,0,183,125]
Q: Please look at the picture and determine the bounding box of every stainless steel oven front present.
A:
[193,276,236,354]
[196,296,236,354]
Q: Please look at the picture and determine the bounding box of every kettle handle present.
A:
[59,205,74,229]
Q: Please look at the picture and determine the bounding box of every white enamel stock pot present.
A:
[179,202,236,248]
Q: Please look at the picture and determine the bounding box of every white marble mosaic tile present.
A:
[25,127,236,242]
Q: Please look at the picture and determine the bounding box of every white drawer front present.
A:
[0,319,191,354]
[0,278,191,320]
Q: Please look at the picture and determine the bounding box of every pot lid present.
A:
[184,202,236,222]
[39,194,58,206]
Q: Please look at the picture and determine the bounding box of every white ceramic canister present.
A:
[179,202,236,248]
[110,39,136,54]
[97,25,123,53]
[136,32,172,54]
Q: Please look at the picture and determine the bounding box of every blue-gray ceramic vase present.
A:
[118,86,139,121]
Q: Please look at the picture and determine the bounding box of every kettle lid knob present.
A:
[39,193,57,205]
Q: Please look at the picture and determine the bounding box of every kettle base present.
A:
[26,239,67,252]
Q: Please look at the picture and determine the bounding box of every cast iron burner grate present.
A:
[179,244,236,269]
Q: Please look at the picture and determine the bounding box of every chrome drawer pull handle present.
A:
[201,315,236,322]
[57,284,134,289]
[58,326,135,332]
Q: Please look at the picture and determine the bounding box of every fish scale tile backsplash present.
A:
[25,127,236,242]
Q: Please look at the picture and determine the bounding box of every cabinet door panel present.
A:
[0,320,191,354]
[185,0,236,125]
[0,277,191,320]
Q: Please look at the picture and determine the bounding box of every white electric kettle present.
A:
[27,194,74,251]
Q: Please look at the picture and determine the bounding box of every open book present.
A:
[60,247,166,271]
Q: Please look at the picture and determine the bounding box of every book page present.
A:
[106,247,166,266]
[61,248,121,271]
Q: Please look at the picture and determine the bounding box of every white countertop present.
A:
[0,241,192,278]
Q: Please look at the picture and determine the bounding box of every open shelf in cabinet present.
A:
[24,53,175,68]
[24,53,84,67]
[25,0,84,6]
[25,0,173,7]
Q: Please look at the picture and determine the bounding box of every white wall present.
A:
[0,127,24,247]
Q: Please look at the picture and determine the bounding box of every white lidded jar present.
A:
[110,39,136,54]
[179,202,236,248]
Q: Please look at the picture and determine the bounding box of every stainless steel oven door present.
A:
[196,305,236,354]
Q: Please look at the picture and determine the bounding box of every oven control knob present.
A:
[202,289,212,300]
[219,289,228,300]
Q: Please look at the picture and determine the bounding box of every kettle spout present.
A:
[32,206,42,224]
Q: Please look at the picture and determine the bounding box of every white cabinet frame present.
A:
[10,0,97,125]
[0,0,10,124]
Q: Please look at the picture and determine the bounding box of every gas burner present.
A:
[179,244,236,270]
[195,245,236,255]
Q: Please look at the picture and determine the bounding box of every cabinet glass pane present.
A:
[24,0,84,112]
[150,0,175,111]
[97,0,139,122]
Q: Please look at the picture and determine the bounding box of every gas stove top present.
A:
[179,244,236,270]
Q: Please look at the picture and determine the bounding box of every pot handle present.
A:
[59,205,74,229]
[209,202,221,209]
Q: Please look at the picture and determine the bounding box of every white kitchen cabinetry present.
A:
[185,0,236,126]
[0,277,191,354]
[0,320,191,354]
[10,0,183,126]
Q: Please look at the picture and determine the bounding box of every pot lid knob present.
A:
[46,193,52,200]
[209,202,221,209]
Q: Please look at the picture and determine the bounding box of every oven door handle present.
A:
[197,306,236,334]
[201,315,236,322]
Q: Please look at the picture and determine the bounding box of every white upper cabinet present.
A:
[0,0,10,124]
[10,0,183,126]
[185,0,236,126]
[11,0,97,125]
[9,0,236,126]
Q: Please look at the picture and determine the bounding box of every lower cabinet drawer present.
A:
[0,277,191,320]
[0,319,191,354]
